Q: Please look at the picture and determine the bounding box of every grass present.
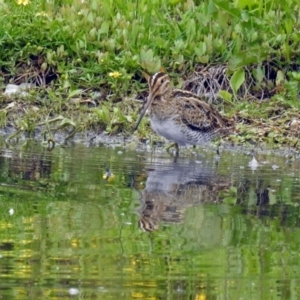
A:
[0,0,300,147]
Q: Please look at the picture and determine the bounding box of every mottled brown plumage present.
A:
[134,72,234,153]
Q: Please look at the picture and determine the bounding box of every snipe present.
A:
[134,72,234,154]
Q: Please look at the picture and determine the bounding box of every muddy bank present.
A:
[1,123,299,162]
[0,125,131,147]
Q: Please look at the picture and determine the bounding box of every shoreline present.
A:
[1,122,299,160]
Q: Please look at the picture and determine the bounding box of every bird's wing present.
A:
[173,90,231,133]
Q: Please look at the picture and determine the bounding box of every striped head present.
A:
[134,72,171,131]
[148,72,171,99]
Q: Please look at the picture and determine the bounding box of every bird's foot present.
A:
[165,143,179,158]
[165,142,176,152]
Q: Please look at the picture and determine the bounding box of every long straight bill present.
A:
[133,92,153,131]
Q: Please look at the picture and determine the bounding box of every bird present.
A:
[133,71,234,154]
[136,159,232,231]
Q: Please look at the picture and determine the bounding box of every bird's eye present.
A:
[161,79,165,83]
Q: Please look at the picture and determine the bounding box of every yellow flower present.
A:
[103,172,115,182]
[36,11,48,17]
[109,71,121,79]
[17,0,30,5]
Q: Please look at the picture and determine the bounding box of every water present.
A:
[0,140,300,299]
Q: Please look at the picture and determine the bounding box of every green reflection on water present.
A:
[0,140,299,299]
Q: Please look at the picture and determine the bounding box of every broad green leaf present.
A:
[236,0,260,9]
[207,0,217,14]
[89,27,97,39]
[101,105,110,120]
[68,89,83,99]
[194,42,207,57]
[290,72,300,81]
[140,48,161,73]
[218,90,233,102]
[98,21,110,35]
[87,12,95,23]
[276,70,285,86]
[197,55,209,64]
[59,118,76,128]
[140,48,154,63]
[252,66,264,83]
[90,0,98,11]
[228,47,269,70]
[126,115,133,123]
[230,69,245,94]
[186,19,196,42]
[212,0,240,17]
[285,19,294,35]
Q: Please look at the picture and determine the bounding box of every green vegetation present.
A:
[0,0,300,147]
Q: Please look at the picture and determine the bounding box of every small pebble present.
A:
[68,288,79,295]
[248,157,259,170]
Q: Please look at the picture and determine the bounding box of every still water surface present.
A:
[0,140,300,299]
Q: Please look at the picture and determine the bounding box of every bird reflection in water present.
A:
[135,160,232,232]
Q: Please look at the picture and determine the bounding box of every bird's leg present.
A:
[149,134,156,151]
[174,143,179,156]
[215,139,221,156]
[165,142,179,154]
[165,142,180,158]
[165,142,176,152]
